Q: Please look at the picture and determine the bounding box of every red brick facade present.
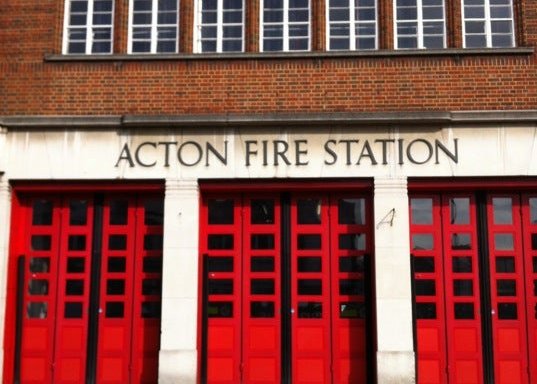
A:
[0,0,536,116]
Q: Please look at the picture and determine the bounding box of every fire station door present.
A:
[200,192,374,383]
[410,192,537,384]
[8,192,164,384]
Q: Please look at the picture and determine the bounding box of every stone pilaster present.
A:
[374,177,415,384]
[0,179,11,376]
[159,179,200,384]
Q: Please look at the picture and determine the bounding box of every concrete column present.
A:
[159,179,200,384]
[0,178,11,376]
[373,177,415,384]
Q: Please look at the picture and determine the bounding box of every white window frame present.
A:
[326,0,378,51]
[462,0,515,48]
[128,0,179,54]
[393,0,446,50]
[260,0,311,52]
[194,0,245,53]
[62,0,115,54]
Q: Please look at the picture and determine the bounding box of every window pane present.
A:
[411,198,433,224]
[298,279,322,295]
[297,199,322,224]
[416,303,436,319]
[298,257,322,272]
[412,234,434,250]
[453,256,472,273]
[415,280,436,296]
[110,200,128,225]
[251,301,275,317]
[338,198,365,224]
[251,279,275,295]
[449,198,470,224]
[452,233,471,250]
[251,256,274,272]
[494,233,514,251]
[339,234,366,250]
[251,234,275,249]
[493,197,513,224]
[297,234,321,250]
[298,301,322,318]
[208,199,234,224]
[33,200,53,225]
[413,256,435,272]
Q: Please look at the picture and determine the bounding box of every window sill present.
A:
[44,47,534,62]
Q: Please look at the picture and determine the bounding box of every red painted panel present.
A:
[521,194,537,384]
[242,196,281,384]
[329,194,372,384]
[410,194,448,384]
[54,196,94,384]
[131,195,163,384]
[96,195,137,384]
[291,194,331,384]
[201,194,242,384]
[6,189,163,384]
[441,194,483,384]
[487,194,529,384]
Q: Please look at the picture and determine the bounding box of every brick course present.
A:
[1,0,536,116]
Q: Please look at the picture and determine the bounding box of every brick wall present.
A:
[0,0,536,116]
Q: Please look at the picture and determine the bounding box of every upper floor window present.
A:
[194,0,244,53]
[462,0,515,48]
[128,0,179,53]
[394,0,445,49]
[63,0,114,54]
[327,0,377,50]
[261,0,310,52]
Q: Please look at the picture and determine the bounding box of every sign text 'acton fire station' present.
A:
[115,138,459,168]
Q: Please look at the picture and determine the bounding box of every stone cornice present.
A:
[1,111,537,129]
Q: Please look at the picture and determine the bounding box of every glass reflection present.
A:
[412,234,433,250]
[411,198,433,225]
[449,198,470,225]
[251,199,274,224]
[338,198,365,225]
[493,197,513,225]
[494,234,514,251]
[452,233,471,250]
[297,199,322,224]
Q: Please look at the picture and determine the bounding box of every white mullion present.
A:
[151,0,158,53]
[417,0,423,49]
[128,0,134,53]
[241,0,245,52]
[86,0,94,53]
[282,0,289,51]
[484,0,492,47]
[194,0,201,53]
[62,0,71,54]
[217,0,223,53]
[350,0,356,51]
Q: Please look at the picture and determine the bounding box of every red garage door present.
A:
[4,188,164,384]
[200,188,373,383]
[410,191,537,384]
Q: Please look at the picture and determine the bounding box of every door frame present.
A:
[197,179,375,384]
[3,180,164,384]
